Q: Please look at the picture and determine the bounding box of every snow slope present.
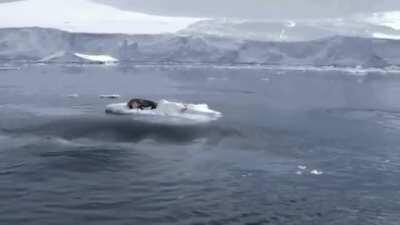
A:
[180,18,400,42]
[0,0,203,34]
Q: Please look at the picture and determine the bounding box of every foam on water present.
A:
[105,99,222,124]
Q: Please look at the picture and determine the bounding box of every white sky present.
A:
[95,0,400,20]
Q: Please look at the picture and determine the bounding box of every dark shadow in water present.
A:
[37,147,132,173]
[3,139,147,176]
[3,116,241,145]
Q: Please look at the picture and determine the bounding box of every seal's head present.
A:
[127,98,157,110]
[127,99,139,109]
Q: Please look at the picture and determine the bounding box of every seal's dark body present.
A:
[127,98,158,110]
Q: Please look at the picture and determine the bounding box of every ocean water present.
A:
[1,65,400,225]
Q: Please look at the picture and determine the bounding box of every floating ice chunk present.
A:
[297,165,307,170]
[296,171,303,175]
[100,94,121,99]
[241,172,253,177]
[310,170,323,175]
[74,53,118,64]
[105,99,222,124]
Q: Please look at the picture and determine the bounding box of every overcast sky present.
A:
[94,0,400,20]
[1,0,399,19]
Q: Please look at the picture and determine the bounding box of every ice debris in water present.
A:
[100,94,121,99]
[296,166,323,176]
[241,172,253,177]
[298,165,307,170]
[310,170,323,175]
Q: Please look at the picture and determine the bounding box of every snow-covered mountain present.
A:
[179,18,400,42]
[0,0,203,34]
[2,0,400,42]
[2,0,400,41]
[1,27,400,68]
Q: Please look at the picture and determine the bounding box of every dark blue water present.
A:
[1,65,400,225]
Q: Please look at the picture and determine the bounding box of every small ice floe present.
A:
[74,53,118,65]
[242,172,253,177]
[297,165,307,170]
[310,170,323,175]
[105,99,222,124]
[384,160,391,163]
[100,94,121,99]
[296,171,303,175]
[67,94,79,98]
